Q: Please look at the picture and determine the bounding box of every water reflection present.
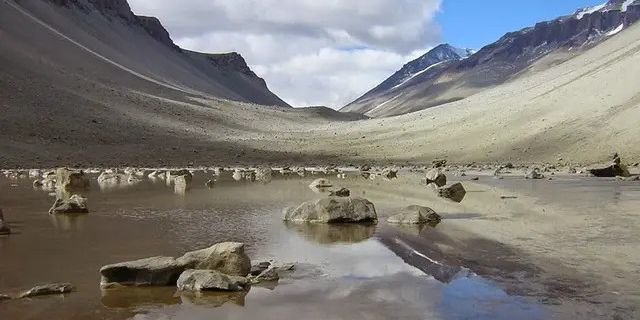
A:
[284,222,376,244]
[180,291,247,308]
[101,287,180,309]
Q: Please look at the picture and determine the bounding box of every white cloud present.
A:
[128,0,443,108]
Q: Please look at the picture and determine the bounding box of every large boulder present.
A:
[387,205,441,225]
[425,169,447,187]
[437,183,467,203]
[100,256,186,287]
[284,197,377,223]
[177,242,251,277]
[56,168,90,191]
[176,269,248,292]
[48,195,89,215]
[588,153,630,177]
[19,283,74,298]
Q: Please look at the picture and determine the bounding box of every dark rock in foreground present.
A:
[589,154,630,177]
[19,283,74,298]
[437,183,467,203]
[284,197,377,223]
[177,269,248,292]
[387,205,441,226]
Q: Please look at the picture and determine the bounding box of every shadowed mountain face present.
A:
[1,0,289,107]
[343,0,640,118]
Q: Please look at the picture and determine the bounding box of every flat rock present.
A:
[309,178,332,188]
[19,283,74,298]
[100,256,186,287]
[387,205,441,225]
[284,197,377,223]
[177,269,247,292]
[177,242,251,277]
[250,266,279,283]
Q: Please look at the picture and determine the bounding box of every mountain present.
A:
[1,0,289,107]
[342,0,640,118]
[341,44,473,116]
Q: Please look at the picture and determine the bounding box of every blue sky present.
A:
[437,0,606,50]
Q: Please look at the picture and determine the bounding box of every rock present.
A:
[100,257,186,287]
[437,183,467,203]
[309,178,332,188]
[255,167,273,183]
[381,168,398,179]
[250,266,279,283]
[250,262,271,276]
[432,159,447,168]
[177,242,251,277]
[503,162,515,169]
[205,179,215,188]
[284,197,377,223]
[617,175,640,181]
[28,169,41,178]
[525,168,545,179]
[471,177,480,181]
[32,179,44,188]
[387,205,441,225]
[176,269,248,292]
[0,294,10,301]
[174,175,192,194]
[360,165,371,172]
[0,217,10,235]
[329,187,350,197]
[56,168,90,191]
[166,169,193,183]
[48,195,89,215]
[19,283,74,298]
[425,169,447,187]
[589,162,630,178]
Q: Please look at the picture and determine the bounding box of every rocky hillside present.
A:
[343,0,640,117]
[2,0,289,107]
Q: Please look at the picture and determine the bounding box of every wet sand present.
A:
[0,170,638,319]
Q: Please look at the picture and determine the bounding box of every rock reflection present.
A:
[101,287,180,309]
[180,291,247,308]
[49,213,87,231]
[284,222,376,244]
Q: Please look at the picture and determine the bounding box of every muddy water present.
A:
[0,171,637,319]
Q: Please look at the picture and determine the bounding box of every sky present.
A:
[128,0,606,109]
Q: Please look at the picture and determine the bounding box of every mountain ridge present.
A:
[343,0,640,118]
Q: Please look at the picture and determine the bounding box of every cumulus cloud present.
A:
[128,0,443,108]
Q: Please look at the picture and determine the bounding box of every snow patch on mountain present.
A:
[392,61,447,90]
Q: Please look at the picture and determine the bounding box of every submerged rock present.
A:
[177,269,248,292]
[19,283,74,298]
[387,205,441,225]
[437,183,467,203]
[284,197,377,223]
[250,262,272,276]
[329,187,350,197]
[177,242,251,277]
[250,266,279,283]
[100,257,186,287]
[425,169,447,187]
[48,195,89,215]
[309,178,332,188]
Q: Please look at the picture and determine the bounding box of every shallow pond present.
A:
[0,170,637,319]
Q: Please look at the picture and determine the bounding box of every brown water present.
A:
[0,171,638,319]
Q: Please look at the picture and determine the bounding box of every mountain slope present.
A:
[343,0,640,118]
[342,44,473,116]
[1,0,289,107]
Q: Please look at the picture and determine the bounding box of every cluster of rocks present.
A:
[423,169,467,203]
[99,242,288,294]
